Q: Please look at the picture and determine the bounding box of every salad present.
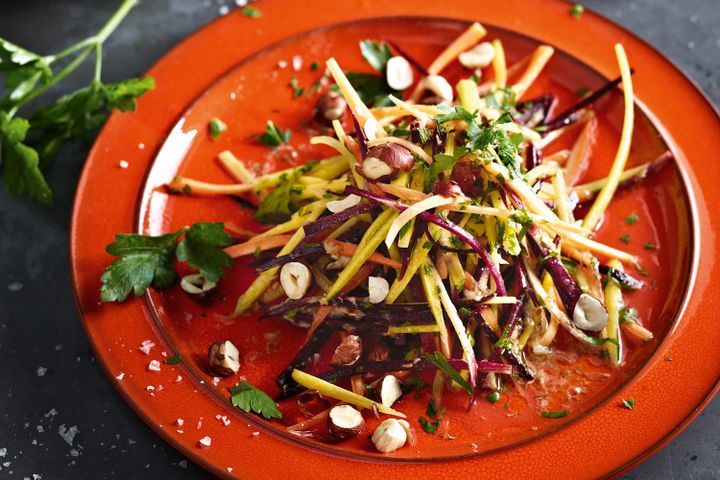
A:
[100,22,670,453]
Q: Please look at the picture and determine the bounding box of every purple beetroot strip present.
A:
[255,244,325,272]
[527,229,582,314]
[350,111,368,159]
[450,358,513,375]
[303,203,375,237]
[477,319,535,381]
[345,186,507,296]
[515,94,556,127]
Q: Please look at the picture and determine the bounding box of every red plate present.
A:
[70,0,720,478]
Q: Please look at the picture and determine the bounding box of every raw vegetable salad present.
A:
[100,22,670,453]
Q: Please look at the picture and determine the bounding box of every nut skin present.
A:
[208,340,240,377]
[367,342,390,362]
[365,143,415,175]
[432,179,463,197]
[313,91,347,126]
[327,405,365,440]
[331,335,362,366]
[450,156,484,197]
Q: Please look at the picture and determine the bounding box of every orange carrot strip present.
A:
[224,234,293,258]
[564,114,597,186]
[223,221,262,239]
[306,305,333,341]
[339,262,376,296]
[287,409,330,432]
[621,321,654,343]
[325,239,401,269]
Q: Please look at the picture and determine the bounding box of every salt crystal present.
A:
[36,366,47,377]
[146,386,155,392]
[58,424,79,446]
[175,375,183,383]
[138,143,145,150]
[119,160,129,169]
[7,282,23,292]
[251,431,260,437]
[44,408,58,418]
[227,467,233,473]
[292,55,303,71]
[161,351,167,358]
[196,419,202,429]
[128,438,136,445]
[176,418,184,426]
[178,460,188,468]
[218,5,229,15]
[229,92,237,100]
[69,449,79,457]
[234,0,247,6]
[36,426,44,433]
[115,372,125,381]
[198,436,212,448]
[140,340,155,355]
[148,360,161,372]
[278,60,287,69]
[0,448,6,457]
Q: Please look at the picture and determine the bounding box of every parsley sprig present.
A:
[0,0,154,204]
[422,352,472,395]
[230,381,282,419]
[100,222,232,302]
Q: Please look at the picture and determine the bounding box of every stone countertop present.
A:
[0,0,717,478]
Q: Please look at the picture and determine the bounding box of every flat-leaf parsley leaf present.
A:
[230,381,282,419]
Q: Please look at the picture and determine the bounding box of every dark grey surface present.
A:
[0,0,717,478]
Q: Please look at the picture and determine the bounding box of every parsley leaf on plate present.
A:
[258,120,291,147]
[254,173,298,225]
[176,222,233,283]
[422,352,473,395]
[541,410,568,418]
[359,40,393,73]
[230,381,282,419]
[164,354,182,365]
[345,72,400,107]
[100,231,182,303]
[621,397,635,410]
[240,6,262,18]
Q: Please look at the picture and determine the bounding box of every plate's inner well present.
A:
[138,17,694,460]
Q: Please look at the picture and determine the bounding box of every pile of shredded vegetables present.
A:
[167,23,668,439]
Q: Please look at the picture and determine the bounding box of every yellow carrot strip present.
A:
[479,53,530,92]
[291,369,406,417]
[366,137,433,164]
[409,22,487,101]
[331,119,365,187]
[324,239,401,269]
[388,95,431,120]
[545,149,570,166]
[377,183,427,201]
[525,162,558,184]
[386,324,441,335]
[325,58,384,139]
[325,208,398,300]
[386,232,434,303]
[549,226,638,264]
[603,259,624,366]
[385,194,455,248]
[582,44,634,232]
[218,150,255,184]
[573,160,654,202]
[255,200,328,239]
[167,176,254,195]
[224,234,293,258]
[419,261,451,358]
[457,79,481,113]
[481,296,519,305]
[564,114,597,186]
[536,272,561,346]
[369,104,443,119]
[491,39,507,88]
[552,171,573,223]
[512,46,554,99]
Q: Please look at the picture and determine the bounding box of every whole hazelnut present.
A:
[362,143,415,180]
[432,179,463,197]
[331,335,362,366]
[313,91,347,125]
[208,340,240,377]
[450,156,484,197]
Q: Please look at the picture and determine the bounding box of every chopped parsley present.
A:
[240,6,262,18]
[254,173,298,224]
[486,391,501,403]
[625,212,639,225]
[257,120,291,147]
[644,242,657,250]
[577,87,591,97]
[619,234,631,244]
[621,397,635,410]
[570,4,585,19]
[230,381,282,419]
[345,72,400,107]
[309,61,319,71]
[164,354,181,365]
[636,264,649,276]
[619,306,639,324]
[664,356,673,362]
[541,410,569,418]
[100,222,232,302]
[208,118,227,141]
[421,352,472,395]
[419,398,446,434]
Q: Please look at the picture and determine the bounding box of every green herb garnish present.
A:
[541,410,569,418]
[636,264,649,276]
[421,352,472,395]
[625,212,639,225]
[0,0,153,205]
[644,242,657,250]
[257,120,291,147]
[619,234,631,244]
[486,391,501,403]
[240,6,262,18]
[570,4,585,19]
[208,118,227,141]
[621,397,635,410]
[230,381,282,419]
[164,354,181,365]
[577,87,590,97]
[254,173,298,224]
[619,306,639,324]
[100,222,232,302]
[419,398,446,434]
[345,72,400,107]
[358,40,393,72]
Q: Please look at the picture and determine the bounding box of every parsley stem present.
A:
[95,0,139,44]
[48,37,97,63]
[94,43,103,82]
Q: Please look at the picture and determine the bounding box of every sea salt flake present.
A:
[198,436,212,448]
[0,448,6,457]
[119,160,129,169]
[175,375,183,383]
[58,424,79,446]
[218,5,229,15]
[176,419,184,426]
[140,340,155,355]
[36,366,47,377]
[292,55,303,71]
[7,282,23,292]
[116,372,125,381]
[148,360,161,372]
[178,460,188,468]
[138,143,145,150]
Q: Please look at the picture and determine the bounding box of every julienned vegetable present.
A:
[98,22,667,453]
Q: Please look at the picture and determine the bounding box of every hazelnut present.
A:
[313,91,347,125]
[375,375,403,408]
[459,42,496,69]
[180,273,216,294]
[419,74,453,103]
[331,335,362,366]
[450,157,484,196]
[208,340,240,377]
[371,418,412,453]
[280,262,311,300]
[432,179,463,197]
[572,294,609,332]
[327,405,365,439]
[385,56,414,91]
[362,143,415,180]
[368,276,390,304]
[326,194,361,213]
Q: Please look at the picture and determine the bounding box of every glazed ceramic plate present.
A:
[70,0,720,478]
